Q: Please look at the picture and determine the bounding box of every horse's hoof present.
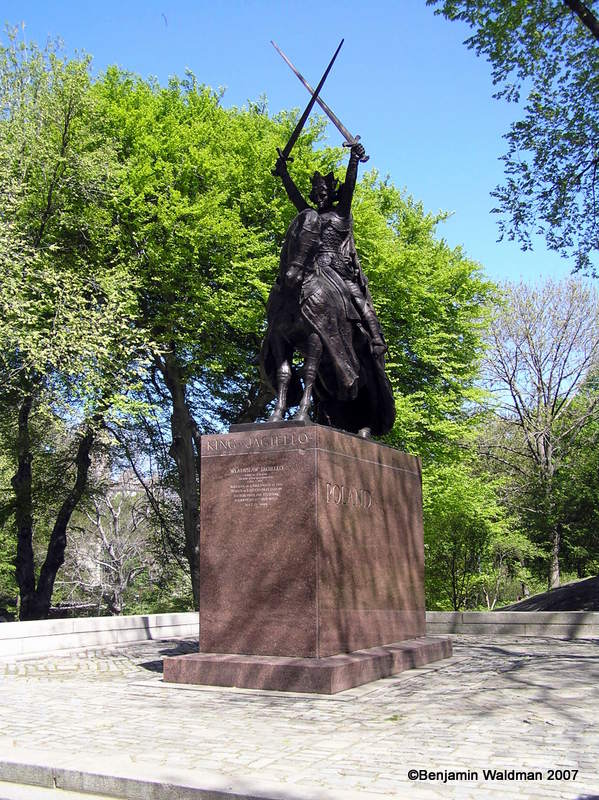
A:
[291,411,310,423]
[267,411,284,423]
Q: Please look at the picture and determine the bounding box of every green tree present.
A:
[352,177,493,461]
[92,67,495,603]
[428,0,599,274]
[1,34,498,615]
[0,449,17,616]
[478,278,599,588]
[551,379,599,577]
[423,462,517,609]
[0,30,146,619]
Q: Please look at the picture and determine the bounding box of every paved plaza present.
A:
[0,634,598,799]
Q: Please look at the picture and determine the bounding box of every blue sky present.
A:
[2,0,583,283]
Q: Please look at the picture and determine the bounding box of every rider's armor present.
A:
[279,168,387,355]
[316,211,355,280]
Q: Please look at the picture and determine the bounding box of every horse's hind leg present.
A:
[292,332,323,423]
[267,339,292,423]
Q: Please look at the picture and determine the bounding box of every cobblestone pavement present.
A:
[0,635,598,799]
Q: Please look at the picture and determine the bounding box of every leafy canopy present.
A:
[0,34,500,611]
[423,461,519,610]
[93,69,338,396]
[0,28,147,416]
[428,0,599,274]
[353,176,493,460]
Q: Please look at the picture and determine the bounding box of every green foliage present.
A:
[0,34,502,614]
[0,445,16,613]
[428,0,599,274]
[0,409,74,540]
[0,30,146,412]
[122,570,194,615]
[93,68,493,439]
[92,69,336,406]
[551,381,599,577]
[0,29,155,619]
[478,278,599,586]
[423,461,521,609]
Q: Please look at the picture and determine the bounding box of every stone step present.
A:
[0,781,119,800]
[0,758,373,800]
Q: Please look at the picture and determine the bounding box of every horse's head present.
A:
[279,208,320,294]
[283,260,305,291]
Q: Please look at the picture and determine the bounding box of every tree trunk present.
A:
[157,351,201,608]
[549,527,561,589]
[563,0,599,42]
[11,396,36,621]
[30,426,97,620]
[540,449,560,590]
[450,552,458,610]
[17,421,98,621]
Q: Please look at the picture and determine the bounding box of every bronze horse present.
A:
[261,209,325,425]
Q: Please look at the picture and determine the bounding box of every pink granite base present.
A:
[163,636,452,694]
[197,424,427,658]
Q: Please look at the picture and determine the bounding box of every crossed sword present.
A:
[272,39,369,166]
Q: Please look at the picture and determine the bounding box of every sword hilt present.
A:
[272,147,294,177]
[343,136,369,163]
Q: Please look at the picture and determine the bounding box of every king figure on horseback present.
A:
[260,141,396,437]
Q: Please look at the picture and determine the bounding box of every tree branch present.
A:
[563,0,599,42]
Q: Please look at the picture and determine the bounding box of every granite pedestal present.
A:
[163,422,452,693]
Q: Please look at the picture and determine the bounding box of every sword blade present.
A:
[271,40,369,163]
[279,39,344,162]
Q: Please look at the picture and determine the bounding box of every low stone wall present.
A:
[0,612,198,657]
[426,610,599,639]
[2,611,596,659]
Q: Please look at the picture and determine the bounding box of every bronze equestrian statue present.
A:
[260,142,395,437]
[259,41,395,438]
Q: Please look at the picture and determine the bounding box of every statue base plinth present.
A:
[163,423,452,693]
[163,636,452,694]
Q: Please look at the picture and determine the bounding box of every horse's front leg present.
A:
[293,332,323,423]
[267,338,292,423]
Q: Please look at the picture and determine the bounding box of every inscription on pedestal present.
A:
[325,482,373,510]
[203,430,313,455]
[229,465,285,507]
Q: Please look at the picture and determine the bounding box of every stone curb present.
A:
[0,781,119,799]
[0,748,384,800]
[426,610,599,638]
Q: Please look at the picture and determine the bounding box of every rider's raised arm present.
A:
[337,141,366,216]
[273,156,309,212]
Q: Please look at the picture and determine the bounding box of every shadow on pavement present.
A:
[444,638,599,737]
[137,638,198,673]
